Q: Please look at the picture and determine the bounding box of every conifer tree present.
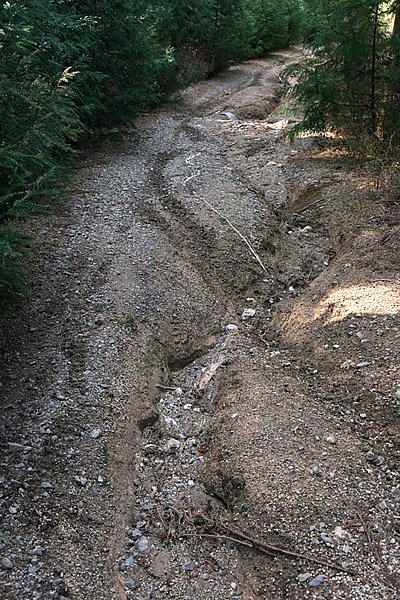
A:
[294,0,400,141]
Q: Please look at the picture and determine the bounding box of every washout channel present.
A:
[1,48,399,599]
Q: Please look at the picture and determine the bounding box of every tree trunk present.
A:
[370,1,380,135]
[393,4,400,36]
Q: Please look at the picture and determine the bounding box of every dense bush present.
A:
[0,0,303,308]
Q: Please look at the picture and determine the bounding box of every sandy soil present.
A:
[0,48,399,600]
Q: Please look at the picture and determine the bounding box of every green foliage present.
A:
[0,0,304,309]
[293,1,400,144]
[250,0,303,55]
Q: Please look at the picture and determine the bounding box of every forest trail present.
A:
[1,48,399,599]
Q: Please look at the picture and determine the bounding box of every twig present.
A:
[192,192,268,274]
[195,354,225,393]
[180,533,254,549]
[156,384,186,392]
[184,173,199,185]
[293,196,326,214]
[357,512,382,563]
[220,523,355,575]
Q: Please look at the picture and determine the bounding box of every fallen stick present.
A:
[220,523,355,575]
[195,354,225,393]
[293,196,326,214]
[357,512,382,563]
[192,191,268,274]
[156,384,186,392]
[180,533,254,549]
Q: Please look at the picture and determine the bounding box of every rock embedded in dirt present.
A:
[7,442,27,452]
[297,573,312,583]
[125,579,137,590]
[149,550,172,578]
[1,557,13,569]
[308,575,326,587]
[137,536,149,552]
[241,308,256,320]
[41,481,53,489]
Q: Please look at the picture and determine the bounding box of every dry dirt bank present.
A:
[0,49,399,599]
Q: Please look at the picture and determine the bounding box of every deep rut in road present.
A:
[1,48,399,600]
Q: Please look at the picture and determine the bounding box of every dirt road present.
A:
[1,49,399,599]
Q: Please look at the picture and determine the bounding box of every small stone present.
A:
[125,556,134,567]
[129,528,142,539]
[41,481,53,489]
[340,360,356,369]
[183,404,192,410]
[321,533,333,545]
[125,579,136,590]
[241,308,256,320]
[226,324,238,331]
[150,550,171,578]
[1,557,13,569]
[74,476,87,486]
[137,536,149,552]
[8,443,26,452]
[325,435,336,444]
[297,573,312,583]
[165,438,180,451]
[311,465,321,476]
[28,566,37,574]
[308,575,326,587]
[356,362,370,369]
[183,561,195,572]
[90,428,102,439]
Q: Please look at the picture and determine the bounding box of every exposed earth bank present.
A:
[1,48,399,599]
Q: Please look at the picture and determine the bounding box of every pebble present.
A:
[165,438,180,451]
[226,324,238,331]
[129,528,142,539]
[125,556,134,567]
[321,533,334,545]
[8,443,26,452]
[150,550,171,578]
[125,579,136,590]
[356,362,370,369]
[137,536,149,552]
[297,573,312,582]
[309,574,326,587]
[241,308,256,320]
[183,561,195,572]
[74,476,87,486]
[1,557,13,569]
[90,428,102,439]
[41,481,53,489]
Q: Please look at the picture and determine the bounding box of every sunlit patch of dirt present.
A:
[315,281,400,324]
